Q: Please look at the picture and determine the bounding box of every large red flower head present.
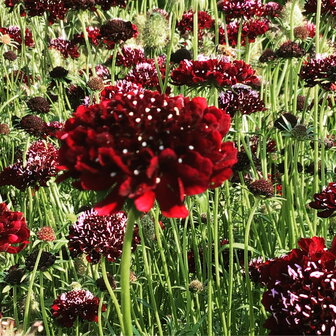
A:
[217,0,264,20]
[0,203,30,254]
[49,38,80,59]
[0,26,34,47]
[68,210,140,263]
[57,89,237,217]
[171,58,259,88]
[310,182,336,217]
[177,10,214,37]
[250,236,336,335]
[23,0,68,23]
[51,289,106,327]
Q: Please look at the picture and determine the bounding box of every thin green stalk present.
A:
[98,293,105,336]
[40,273,51,336]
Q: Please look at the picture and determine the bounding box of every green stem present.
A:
[40,273,51,336]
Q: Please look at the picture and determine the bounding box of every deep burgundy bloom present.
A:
[250,236,336,335]
[57,89,237,218]
[299,55,336,90]
[171,58,259,88]
[116,46,146,68]
[0,203,30,254]
[218,85,266,116]
[27,97,50,114]
[99,19,138,49]
[310,182,336,217]
[304,0,336,16]
[51,289,106,327]
[68,210,140,263]
[44,121,64,137]
[0,26,34,47]
[100,80,144,101]
[248,179,274,198]
[72,26,101,46]
[263,1,283,18]
[259,48,276,63]
[177,10,214,37]
[276,41,306,58]
[217,0,264,20]
[23,0,68,23]
[0,140,58,190]
[49,38,80,59]
[95,0,127,10]
[219,19,269,46]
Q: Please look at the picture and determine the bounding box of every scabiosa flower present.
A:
[0,140,58,190]
[0,124,10,135]
[124,61,165,90]
[94,0,128,10]
[3,50,17,61]
[310,182,336,218]
[66,85,87,109]
[177,10,214,37]
[219,19,269,46]
[171,48,192,64]
[68,210,140,263]
[116,46,146,68]
[57,89,237,218]
[276,41,306,58]
[100,80,144,101]
[27,97,50,114]
[50,66,68,79]
[263,1,283,17]
[100,19,138,49]
[4,265,25,285]
[72,26,101,46]
[87,77,104,91]
[37,226,56,241]
[0,26,34,48]
[250,236,336,335]
[248,179,274,197]
[218,85,266,116]
[25,250,56,271]
[259,48,276,63]
[304,0,336,16]
[44,121,64,137]
[49,38,80,59]
[217,0,264,20]
[51,289,106,327]
[19,115,46,136]
[171,58,259,88]
[23,0,68,23]
[0,203,30,253]
[299,55,336,90]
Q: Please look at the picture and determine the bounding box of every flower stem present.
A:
[120,207,139,336]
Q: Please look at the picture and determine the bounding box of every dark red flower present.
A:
[299,55,336,91]
[0,203,30,254]
[95,0,128,10]
[219,19,269,46]
[217,0,264,20]
[99,19,138,49]
[250,236,336,335]
[218,85,266,116]
[23,0,68,23]
[263,1,283,18]
[304,0,336,16]
[51,289,106,327]
[116,46,146,68]
[310,182,336,217]
[100,80,144,101]
[68,210,140,263]
[171,58,259,88]
[0,140,58,190]
[49,38,80,59]
[276,41,306,58]
[44,121,64,137]
[27,97,50,114]
[248,179,274,197]
[177,10,214,37]
[57,89,237,218]
[0,26,34,47]
[72,26,101,46]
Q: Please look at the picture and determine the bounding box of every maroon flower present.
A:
[100,80,144,101]
[99,19,138,49]
[217,0,264,20]
[250,236,336,335]
[49,38,80,59]
[304,0,336,16]
[95,0,128,10]
[68,210,140,263]
[171,58,259,88]
[310,182,336,217]
[44,121,64,137]
[0,203,30,254]
[218,85,266,116]
[23,0,68,23]
[263,1,283,18]
[51,289,106,327]
[177,10,214,37]
[72,26,101,46]
[116,46,146,68]
[0,26,34,47]
[219,19,269,46]
[299,55,336,90]
[276,41,306,58]
[0,140,58,190]
[248,179,274,198]
[57,89,237,218]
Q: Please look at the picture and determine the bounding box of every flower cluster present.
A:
[310,182,336,217]
[218,85,266,116]
[304,0,336,16]
[171,58,259,88]
[177,10,214,37]
[219,19,269,46]
[51,289,106,327]
[49,38,80,59]
[57,89,237,218]
[116,46,146,67]
[0,26,34,48]
[0,203,30,254]
[250,236,336,335]
[276,41,306,58]
[68,210,140,263]
[0,141,58,190]
[72,27,101,46]
[217,0,264,20]
[299,55,336,90]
